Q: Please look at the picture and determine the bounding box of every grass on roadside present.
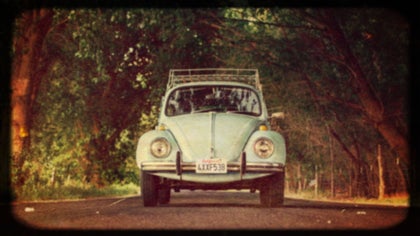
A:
[14,182,410,207]
[285,191,409,207]
[13,182,139,202]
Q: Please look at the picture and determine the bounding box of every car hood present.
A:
[164,113,262,162]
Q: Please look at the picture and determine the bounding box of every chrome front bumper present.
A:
[140,152,284,183]
[141,161,284,173]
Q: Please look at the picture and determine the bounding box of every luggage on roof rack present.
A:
[167,68,261,91]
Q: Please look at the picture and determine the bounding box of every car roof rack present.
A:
[167,68,261,91]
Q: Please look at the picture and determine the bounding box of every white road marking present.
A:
[105,198,127,208]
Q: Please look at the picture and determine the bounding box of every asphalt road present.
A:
[9,191,411,231]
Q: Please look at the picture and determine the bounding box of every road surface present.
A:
[9,190,410,231]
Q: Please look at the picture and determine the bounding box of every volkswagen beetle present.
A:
[136,69,286,207]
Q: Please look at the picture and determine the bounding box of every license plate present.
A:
[196,158,227,174]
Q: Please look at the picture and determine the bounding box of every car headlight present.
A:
[254,138,274,158]
[150,138,171,158]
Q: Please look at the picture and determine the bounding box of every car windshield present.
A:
[165,85,261,116]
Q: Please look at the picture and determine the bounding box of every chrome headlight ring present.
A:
[150,138,171,158]
[253,137,274,158]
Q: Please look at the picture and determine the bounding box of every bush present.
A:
[13,179,139,201]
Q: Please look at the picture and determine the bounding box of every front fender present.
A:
[243,130,286,165]
[135,130,180,168]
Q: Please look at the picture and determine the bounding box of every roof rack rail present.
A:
[167,68,261,91]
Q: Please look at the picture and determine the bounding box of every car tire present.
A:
[259,172,284,207]
[158,187,171,204]
[141,171,159,207]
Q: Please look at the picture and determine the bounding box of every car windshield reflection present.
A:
[165,86,261,116]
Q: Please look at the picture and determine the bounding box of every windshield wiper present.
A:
[227,110,258,116]
[192,107,226,113]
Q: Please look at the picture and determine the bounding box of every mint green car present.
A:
[136,69,286,207]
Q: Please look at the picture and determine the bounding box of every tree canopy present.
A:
[9,7,410,200]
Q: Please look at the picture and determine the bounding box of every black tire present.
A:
[259,172,285,207]
[158,186,171,204]
[141,171,159,207]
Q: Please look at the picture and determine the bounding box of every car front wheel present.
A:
[259,172,284,207]
[140,171,159,207]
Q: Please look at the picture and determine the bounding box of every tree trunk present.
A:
[377,144,385,199]
[314,165,318,198]
[395,157,408,195]
[285,166,290,194]
[11,9,53,177]
[297,162,302,194]
[348,166,352,197]
[329,128,335,198]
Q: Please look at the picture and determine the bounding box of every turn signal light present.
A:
[157,124,166,131]
[259,125,268,131]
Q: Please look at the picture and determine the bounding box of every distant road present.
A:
[9,191,411,231]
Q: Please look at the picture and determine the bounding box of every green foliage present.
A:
[12,8,409,200]
[138,105,159,132]
[13,8,225,200]
[218,8,409,197]
[15,181,139,201]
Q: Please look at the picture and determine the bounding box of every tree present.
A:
[11,8,53,186]
[318,9,408,166]
[12,8,227,193]
[212,8,409,197]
